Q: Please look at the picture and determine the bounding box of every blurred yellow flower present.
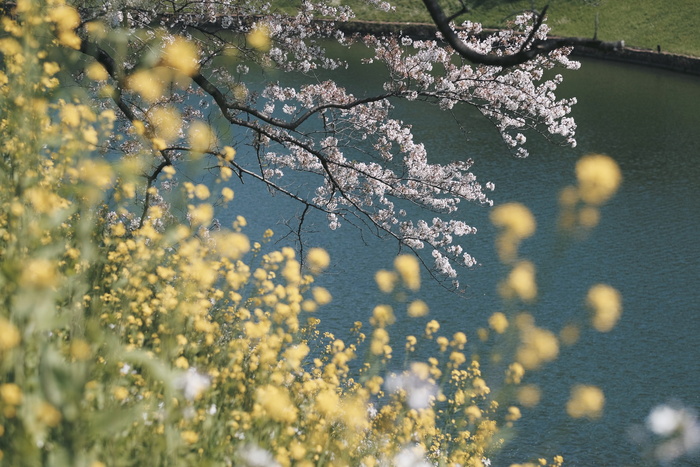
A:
[150,106,181,143]
[86,62,109,81]
[575,154,622,205]
[221,187,234,202]
[306,247,330,274]
[247,25,272,52]
[256,385,297,423]
[500,261,537,302]
[36,401,62,427]
[312,286,332,306]
[370,328,389,355]
[20,259,58,289]
[126,69,165,103]
[566,385,605,419]
[488,312,509,334]
[407,299,429,318]
[194,184,210,200]
[112,386,129,401]
[0,318,20,351]
[394,254,420,291]
[188,203,213,226]
[0,384,22,405]
[506,406,522,421]
[162,36,200,77]
[180,430,199,445]
[188,120,217,154]
[370,304,395,327]
[517,325,559,370]
[587,284,622,332]
[375,269,397,293]
[490,202,536,239]
[518,384,541,407]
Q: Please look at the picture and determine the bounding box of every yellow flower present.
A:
[256,385,297,423]
[126,69,165,103]
[407,299,429,318]
[212,232,250,259]
[78,159,114,189]
[517,384,541,408]
[312,286,332,306]
[194,184,210,200]
[222,146,236,161]
[188,203,213,226]
[370,304,395,327]
[500,261,537,302]
[180,430,199,445]
[375,269,397,293]
[587,284,622,332]
[150,106,182,143]
[221,187,234,202]
[506,362,525,384]
[43,62,60,76]
[306,248,330,274]
[506,406,522,421]
[36,401,62,427]
[424,319,440,337]
[86,62,109,81]
[578,206,600,229]
[394,254,420,291]
[162,36,200,77]
[490,202,536,239]
[315,389,340,417]
[575,154,622,205]
[566,385,605,419]
[70,339,92,360]
[560,324,580,346]
[0,318,20,351]
[465,405,482,421]
[49,5,81,32]
[188,120,216,155]
[488,312,509,334]
[247,25,272,52]
[451,331,467,348]
[20,259,58,289]
[517,325,559,370]
[370,328,389,355]
[112,386,129,401]
[0,384,22,405]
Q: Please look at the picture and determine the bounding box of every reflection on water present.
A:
[218,54,700,465]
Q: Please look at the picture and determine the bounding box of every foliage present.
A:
[4,1,696,467]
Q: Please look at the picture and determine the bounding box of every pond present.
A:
[213,49,700,465]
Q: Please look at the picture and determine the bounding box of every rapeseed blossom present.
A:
[394,254,421,291]
[0,4,626,465]
[566,385,605,419]
[587,284,623,332]
[575,154,622,205]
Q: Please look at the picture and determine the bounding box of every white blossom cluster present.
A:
[82,1,582,289]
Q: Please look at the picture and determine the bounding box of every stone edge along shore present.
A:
[330,19,700,76]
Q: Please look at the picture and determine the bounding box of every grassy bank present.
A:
[340,0,700,57]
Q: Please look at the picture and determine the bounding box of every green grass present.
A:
[338,0,700,57]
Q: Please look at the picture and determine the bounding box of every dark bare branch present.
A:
[421,0,624,67]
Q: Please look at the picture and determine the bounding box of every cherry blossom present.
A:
[75,0,595,289]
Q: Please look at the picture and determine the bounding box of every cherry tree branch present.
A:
[421,0,624,67]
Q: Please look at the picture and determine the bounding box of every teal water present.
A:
[213,53,700,465]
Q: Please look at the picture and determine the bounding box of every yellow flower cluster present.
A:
[559,153,622,231]
[0,5,624,465]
